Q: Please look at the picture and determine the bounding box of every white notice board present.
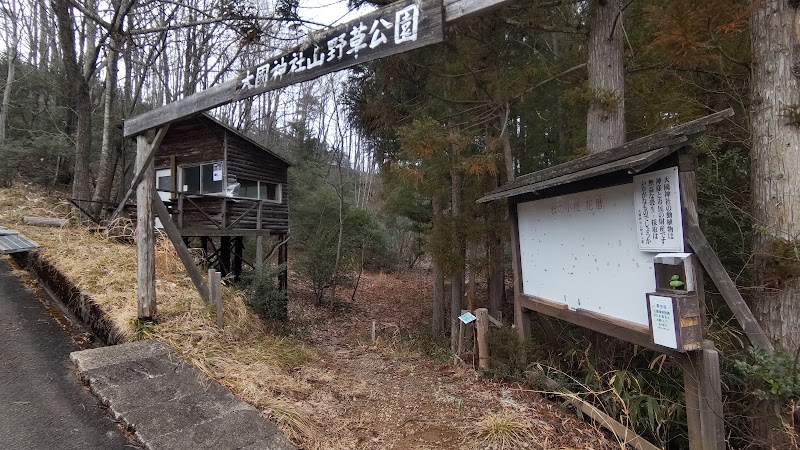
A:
[517,182,671,326]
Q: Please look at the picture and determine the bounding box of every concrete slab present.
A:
[126,390,250,443]
[92,365,223,418]
[81,354,183,388]
[71,340,295,450]
[71,339,170,371]
[147,409,293,450]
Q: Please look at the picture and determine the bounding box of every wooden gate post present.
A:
[136,132,157,319]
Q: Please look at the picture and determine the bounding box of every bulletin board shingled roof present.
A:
[477,108,734,203]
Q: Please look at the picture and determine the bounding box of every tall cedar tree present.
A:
[750,0,800,446]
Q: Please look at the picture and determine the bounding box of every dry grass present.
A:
[462,411,545,450]
[0,184,619,450]
[0,185,324,446]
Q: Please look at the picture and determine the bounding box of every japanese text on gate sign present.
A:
[633,167,684,252]
[237,0,442,93]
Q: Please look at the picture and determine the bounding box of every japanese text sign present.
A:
[235,0,443,100]
[648,295,678,349]
[633,167,684,252]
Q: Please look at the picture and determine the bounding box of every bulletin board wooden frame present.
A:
[477,110,750,450]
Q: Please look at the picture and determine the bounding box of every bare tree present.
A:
[51,0,97,201]
[0,0,19,144]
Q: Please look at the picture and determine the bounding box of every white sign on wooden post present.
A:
[649,295,678,349]
[633,167,683,252]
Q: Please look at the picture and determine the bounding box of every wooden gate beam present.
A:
[123,0,516,138]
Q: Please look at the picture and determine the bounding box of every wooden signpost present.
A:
[124,0,445,138]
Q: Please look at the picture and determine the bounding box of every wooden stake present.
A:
[698,341,725,450]
[136,133,156,319]
[209,269,223,328]
[371,320,376,344]
[476,308,490,370]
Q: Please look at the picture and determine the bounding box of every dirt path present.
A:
[289,271,616,450]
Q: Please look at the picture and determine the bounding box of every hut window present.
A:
[239,179,259,198]
[180,162,223,194]
[260,182,280,202]
[237,179,281,202]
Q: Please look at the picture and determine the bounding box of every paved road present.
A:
[0,256,136,449]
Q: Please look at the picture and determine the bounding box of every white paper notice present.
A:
[633,167,684,252]
[212,163,223,182]
[649,295,678,349]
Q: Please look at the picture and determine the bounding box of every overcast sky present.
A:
[296,0,375,30]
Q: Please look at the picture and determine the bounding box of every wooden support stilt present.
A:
[220,236,231,277]
[255,235,264,268]
[136,132,157,319]
[278,235,288,291]
[233,236,243,280]
[256,203,263,268]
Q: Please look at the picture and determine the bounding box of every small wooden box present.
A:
[654,253,696,292]
[646,292,702,352]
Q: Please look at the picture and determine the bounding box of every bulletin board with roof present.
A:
[478,109,774,450]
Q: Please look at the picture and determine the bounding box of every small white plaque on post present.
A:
[633,167,683,252]
[649,295,678,349]
[458,311,477,324]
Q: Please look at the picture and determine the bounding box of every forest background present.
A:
[1,0,799,448]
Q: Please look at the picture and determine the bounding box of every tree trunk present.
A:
[585,0,628,377]
[586,0,625,153]
[0,11,17,144]
[499,103,515,180]
[488,171,504,319]
[90,41,120,216]
[329,150,346,308]
[51,0,93,201]
[750,1,800,446]
[450,166,465,356]
[432,195,446,335]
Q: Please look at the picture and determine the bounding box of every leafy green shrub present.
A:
[239,264,287,321]
[735,348,800,402]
